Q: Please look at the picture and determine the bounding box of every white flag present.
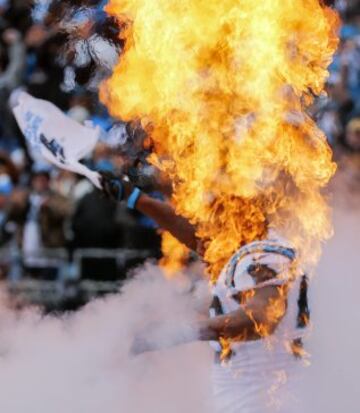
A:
[12,91,102,188]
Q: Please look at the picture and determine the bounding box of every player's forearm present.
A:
[131,309,274,357]
[198,310,263,342]
[136,193,198,251]
[101,173,198,251]
[201,285,287,342]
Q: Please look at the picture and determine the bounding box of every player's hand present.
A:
[99,171,133,202]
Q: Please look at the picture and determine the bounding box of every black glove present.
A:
[99,171,133,202]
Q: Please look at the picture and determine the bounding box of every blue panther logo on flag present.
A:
[40,134,66,164]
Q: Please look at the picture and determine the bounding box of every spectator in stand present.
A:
[344,117,360,150]
[0,27,26,151]
[0,28,25,91]
[0,173,13,277]
[0,151,19,185]
[72,186,122,250]
[312,1,360,151]
[336,117,360,188]
[0,174,13,230]
[3,166,72,256]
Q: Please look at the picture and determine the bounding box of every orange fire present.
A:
[159,231,190,275]
[101,0,339,280]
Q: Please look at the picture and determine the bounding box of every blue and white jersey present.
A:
[210,235,310,413]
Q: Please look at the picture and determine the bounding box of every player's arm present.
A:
[100,173,198,251]
[199,285,287,342]
[130,285,287,355]
[136,194,197,251]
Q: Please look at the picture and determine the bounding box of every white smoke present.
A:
[296,177,360,413]
[0,265,213,413]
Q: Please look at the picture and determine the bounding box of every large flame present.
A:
[102,0,339,279]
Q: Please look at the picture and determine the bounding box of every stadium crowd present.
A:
[0,0,359,305]
[0,1,163,308]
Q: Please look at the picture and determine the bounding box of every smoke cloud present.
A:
[0,265,213,413]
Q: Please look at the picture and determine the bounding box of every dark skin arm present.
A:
[199,285,287,342]
[100,173,198,251]
[135,193,198,251]
[131,285,287,355]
